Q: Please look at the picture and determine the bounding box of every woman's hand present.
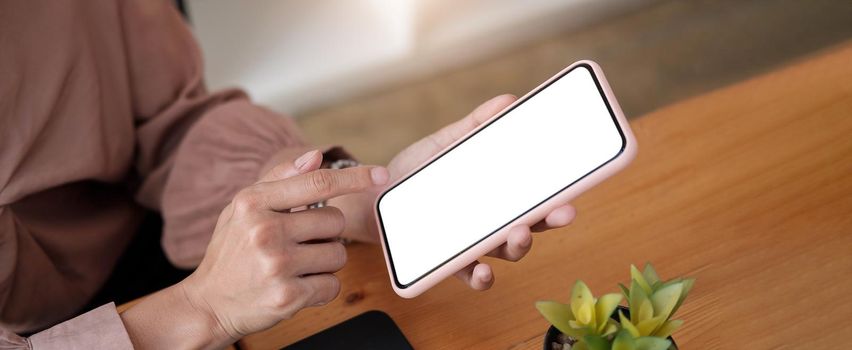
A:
[121,151,389,349]
[337,95,577,291]
[184,151,389,339]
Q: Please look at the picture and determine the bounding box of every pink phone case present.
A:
[374,60,637,298]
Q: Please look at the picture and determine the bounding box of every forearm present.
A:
[119,283,234,350]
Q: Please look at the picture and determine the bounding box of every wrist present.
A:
[177,278,238,347]
[120,279,235,349]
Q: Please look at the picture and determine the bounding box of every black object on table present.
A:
[281,310,413,350]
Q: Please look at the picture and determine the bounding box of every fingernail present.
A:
[370,167,389,185]
[295,150,319,170]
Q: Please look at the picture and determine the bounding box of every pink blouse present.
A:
[1,0,309,348]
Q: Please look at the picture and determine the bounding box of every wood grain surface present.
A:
[234,42,852,349]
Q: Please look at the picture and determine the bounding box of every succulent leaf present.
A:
[669,278,694,316]
[628,280,649,324]
[619,310,641,337]
[650,283,683,320]
[595,293,623,333]
[603,320,619,337]
[642,263,660,285]
[634,337,672,350]
[573,342,590,350]
[535,301,582,338]
[654,319,683,339]
[636,315,666,336]
[612,330,635,350]
[584,335,611,350]
[630,265,653,295]
[577,302,594,325]
[637,299,653,322]
[618,283,630,298]
[681,278,695,294]
[572,281,595,323]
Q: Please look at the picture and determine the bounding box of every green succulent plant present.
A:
[536,280,622,342]
[618,264,694,339]
[585,330,671,350]
[536,263,693,350]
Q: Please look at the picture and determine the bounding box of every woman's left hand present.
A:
[335,94,577,291]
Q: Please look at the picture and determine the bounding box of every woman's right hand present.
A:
[185,150,389,341]
[120,150,389,349]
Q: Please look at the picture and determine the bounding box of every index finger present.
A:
[245,166,388,211]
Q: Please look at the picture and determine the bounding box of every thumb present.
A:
[430,94,517,148]
[257,149,323,183]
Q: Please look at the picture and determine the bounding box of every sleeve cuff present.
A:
[28,303,133,350]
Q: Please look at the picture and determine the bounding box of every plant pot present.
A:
[543,306,678,350]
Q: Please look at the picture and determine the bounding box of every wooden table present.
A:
[235,43,852,349]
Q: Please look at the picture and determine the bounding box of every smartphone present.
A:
[374,61,636,298]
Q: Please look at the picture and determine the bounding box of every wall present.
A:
[186,0,656,115]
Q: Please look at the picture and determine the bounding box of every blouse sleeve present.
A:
[0,303,133,350]
[117,0,308,268]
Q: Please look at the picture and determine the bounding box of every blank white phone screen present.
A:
[377,65,625,287]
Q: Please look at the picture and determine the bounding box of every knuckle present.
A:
[247,222,274,248]
[358,167,376,188]
[329,276,342,298]
[325,205,344,218]
[259,255,285,278]
[307,170,336,195]
[325,207,346,235]
[233,189,258,212]
[331,243,347,270]
[266,163,291,181]
[320,276,341,304]
[355,166,372,184]
[271,284,298,310]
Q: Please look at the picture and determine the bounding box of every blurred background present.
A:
[185,0,852,165]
